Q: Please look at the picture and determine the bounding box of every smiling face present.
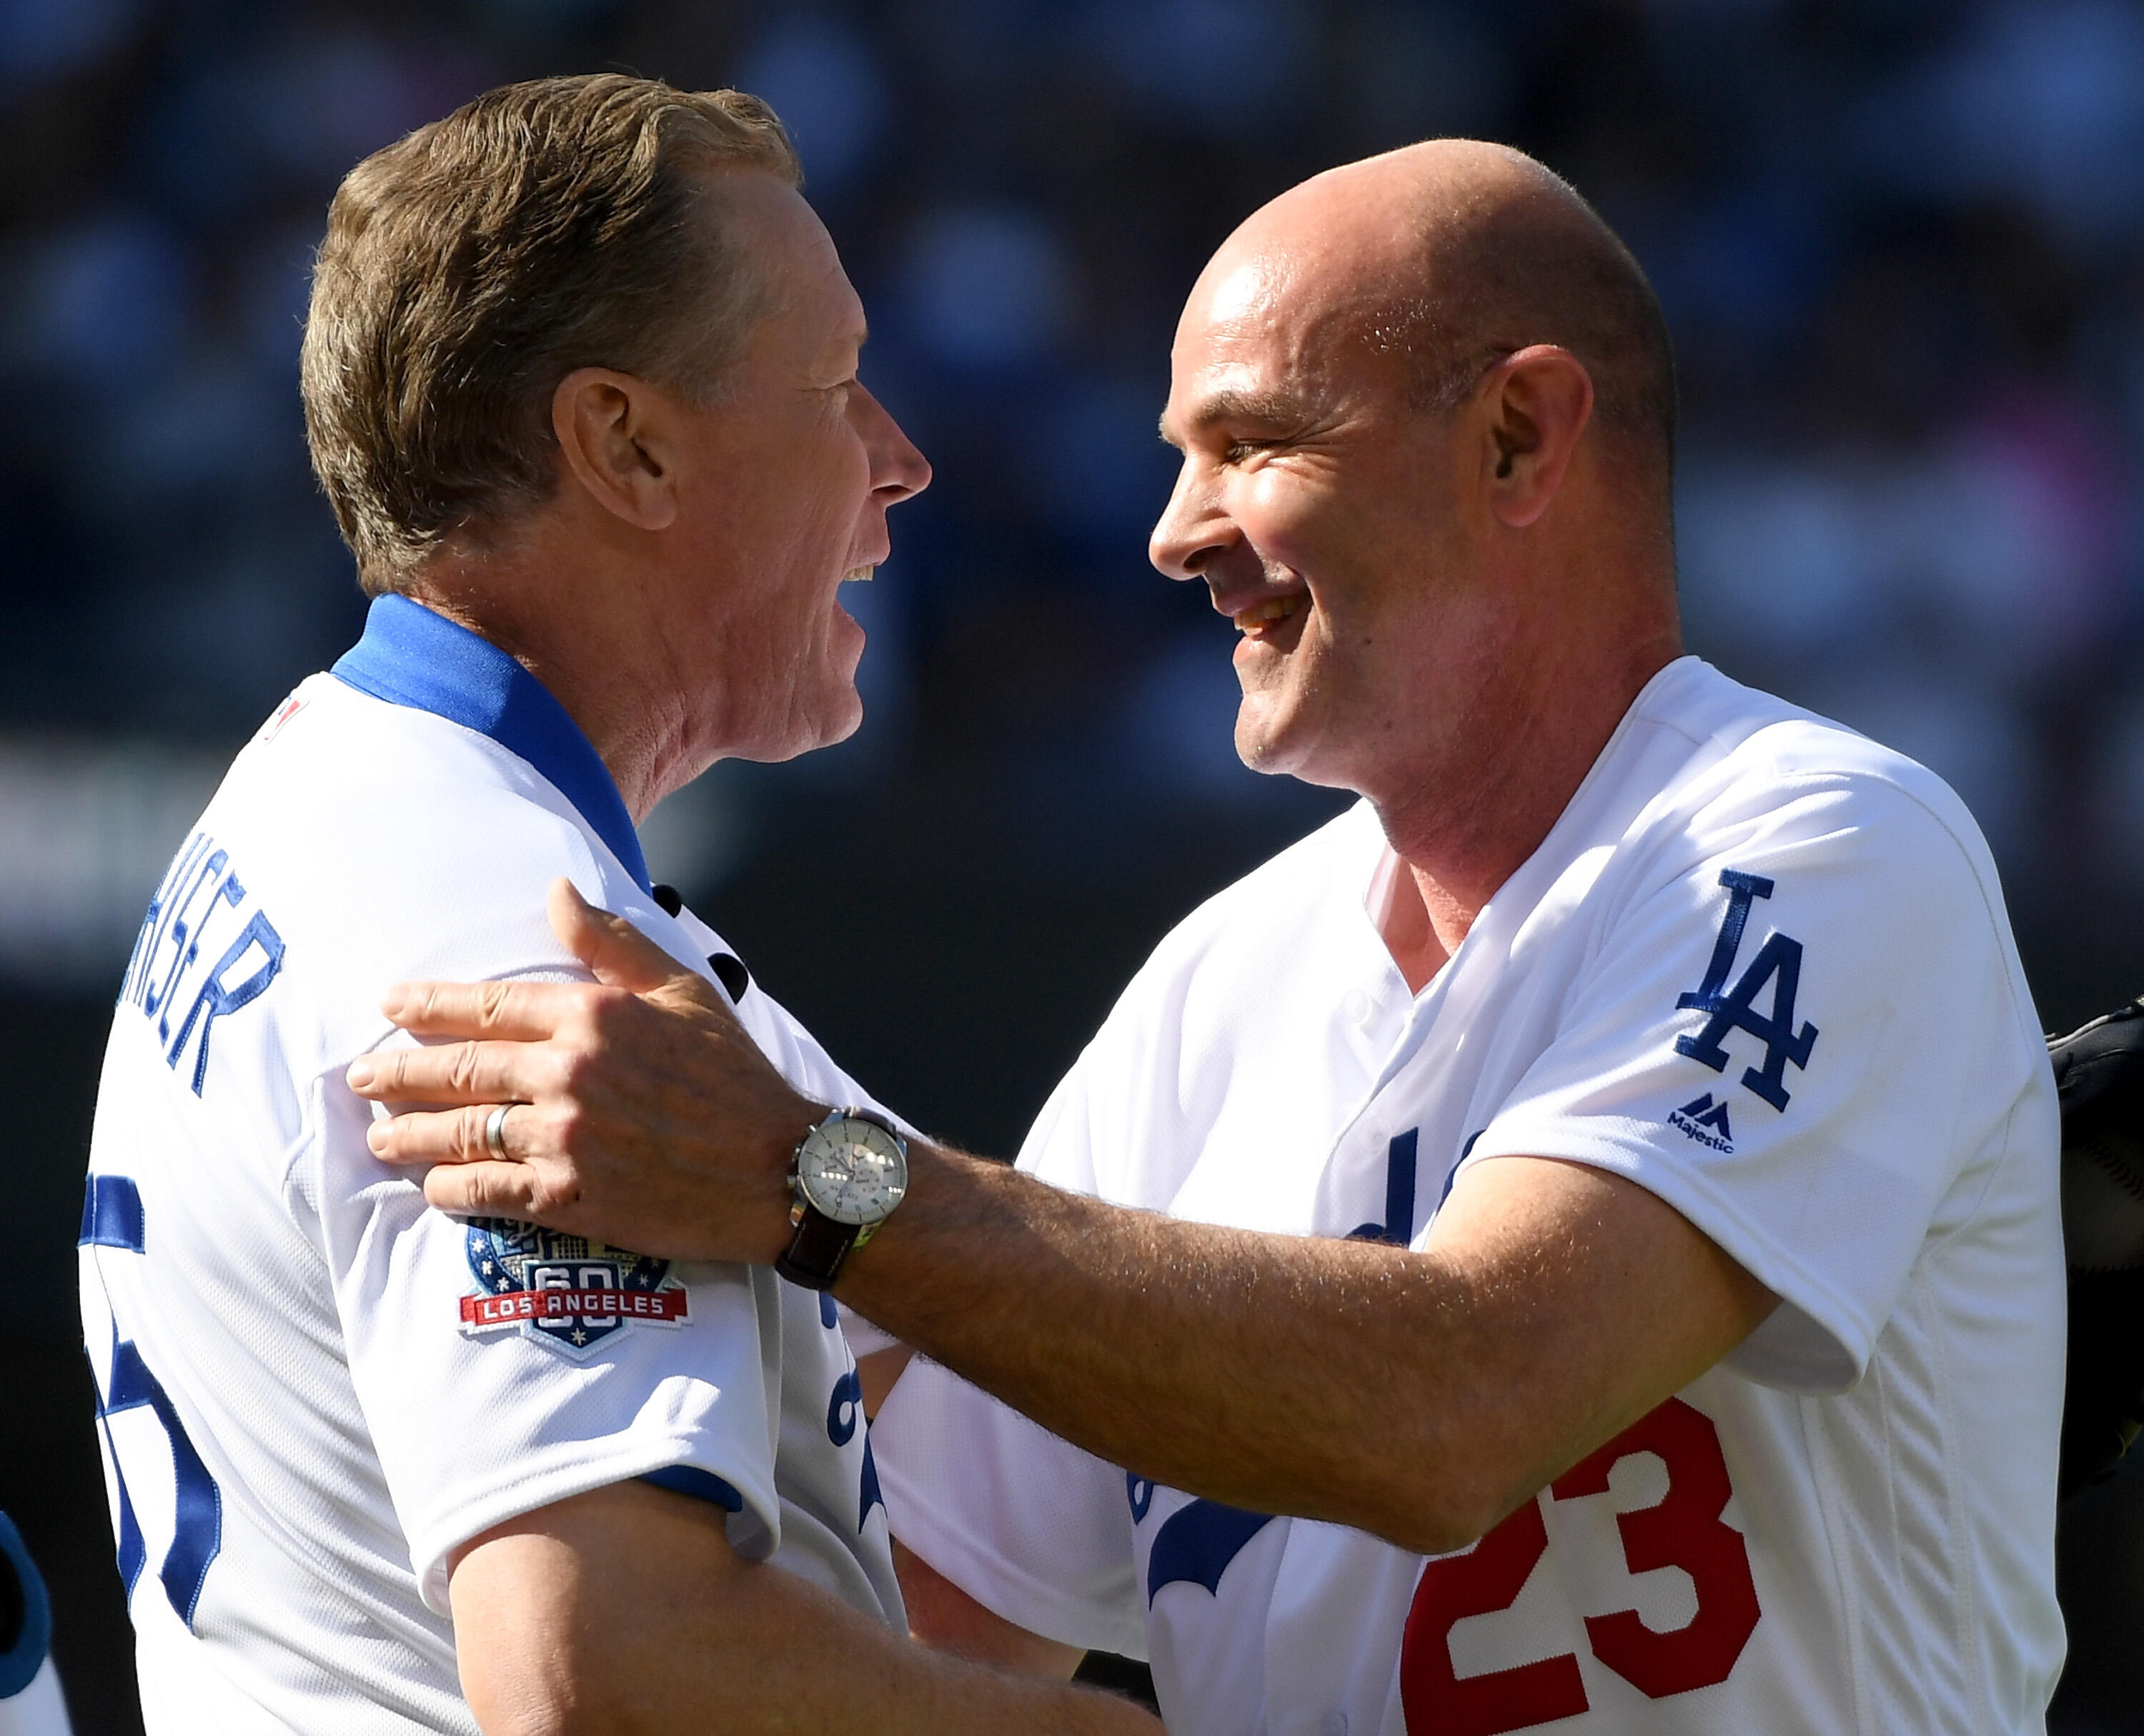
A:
[660,173,930,764]
[1152,223,1507,801]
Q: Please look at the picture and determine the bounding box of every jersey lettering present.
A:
[79,1176,224,1628]
[1674,870,1817,1110]
[120,833,213,1014]
[858,1432,885,1531]
[1146,1498,1276,1604]
[828,1369,863,1446]
[120,833,286,1097]
[1349,1130,1419,1244]
[825,1369,885,1532]
[1400,1398,1759,1732]
[164,908,285,1096]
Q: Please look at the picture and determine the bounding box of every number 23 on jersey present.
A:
[1402,1398,1760,1735]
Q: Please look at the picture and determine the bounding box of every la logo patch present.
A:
[460,1218,688,1356]
[1674,869,1818,1111]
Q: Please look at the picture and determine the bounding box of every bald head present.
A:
[1153,140,1687,894]
[1198,140,1677,500]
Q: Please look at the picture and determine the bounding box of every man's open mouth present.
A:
[1232,592,1306,637]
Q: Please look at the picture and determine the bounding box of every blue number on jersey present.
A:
[80,1175,224,1627]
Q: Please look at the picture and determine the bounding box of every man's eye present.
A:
[1223,440,1269,465]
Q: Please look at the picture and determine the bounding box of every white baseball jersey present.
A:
[79,595,903,1735]
[874,656,2065,1736]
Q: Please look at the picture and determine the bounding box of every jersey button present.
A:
[1344,988,1373,1027]
[1320,1712,1349,1736]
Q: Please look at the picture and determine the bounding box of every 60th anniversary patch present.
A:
[461,1218,688,1356]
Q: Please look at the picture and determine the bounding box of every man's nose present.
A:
[857,383,931,503]
[1148,455,1233,580]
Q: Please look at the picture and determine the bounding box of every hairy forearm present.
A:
[352,912,1771,1554]
[841,1146,1772,1554]
[842,1147,1493,1549]
[452,1483,1154,1735]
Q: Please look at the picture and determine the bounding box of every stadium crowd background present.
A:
[3,0,2143,1728]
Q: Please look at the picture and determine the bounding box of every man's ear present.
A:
[552,367,682,532]
[1482,345,1594,530]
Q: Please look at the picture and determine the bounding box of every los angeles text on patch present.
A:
[461,1218,688,1356]
[459,1288,688,1326]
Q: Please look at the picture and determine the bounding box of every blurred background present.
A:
[4,0,2143,1727]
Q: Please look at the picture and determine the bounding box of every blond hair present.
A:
[300,74,801,593]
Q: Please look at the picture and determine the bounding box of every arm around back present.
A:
[450,1479,1156,1736]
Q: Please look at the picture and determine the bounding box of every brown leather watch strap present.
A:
[775,1207,858,1291]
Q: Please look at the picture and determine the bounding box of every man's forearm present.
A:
[353,900,1774,1553]
[840,1144,1774,1555]
[840,1144,1494,1550]
[452,1482,1152,1735]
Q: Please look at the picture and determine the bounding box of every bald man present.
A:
[355,142,2065,1733]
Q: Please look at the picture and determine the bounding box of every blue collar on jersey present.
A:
[330,593,650,893]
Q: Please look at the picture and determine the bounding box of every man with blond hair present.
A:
[360,139,2065,1733]
[80,74,1156,1735]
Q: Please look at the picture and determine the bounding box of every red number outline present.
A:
[1399,1495,1590,1736]
[1401,1399,1760,1733]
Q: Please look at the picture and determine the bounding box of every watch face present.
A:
[796,1116,908,1227]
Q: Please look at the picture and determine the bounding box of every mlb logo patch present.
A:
[254,693,308,745]
[460,1218,688,1356]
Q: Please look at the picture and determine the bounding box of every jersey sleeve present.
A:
[307,968,788,1617]
[872,1358,1147,1660]
[864,1040,1148,1659]
[1464,773,2047,1394]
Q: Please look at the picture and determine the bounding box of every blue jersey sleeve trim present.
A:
[637,1467,746,1512]
[0,1513,54,1700]
[79,1174,146,1253]
[329,595,650,893]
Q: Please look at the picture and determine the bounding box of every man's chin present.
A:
[733,686,864,766]
[1235,703,1354,792]
[1234,706,1304,778]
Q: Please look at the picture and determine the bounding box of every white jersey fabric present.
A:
[79,596,903,1735]
[875,656,2064,1736]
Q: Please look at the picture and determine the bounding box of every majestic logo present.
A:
[460,1219,688,1356]
[1669,1092,1735,1151]
[1674,869,1818,1111]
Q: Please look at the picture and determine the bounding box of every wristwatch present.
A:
[775,1108,910,1290]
